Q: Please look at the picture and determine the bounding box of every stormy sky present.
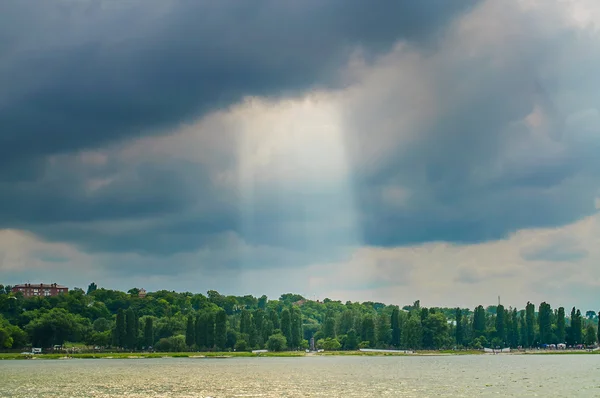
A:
[1,0,599,309]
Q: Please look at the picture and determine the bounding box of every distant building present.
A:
[138,288,147,298]
[12,283,68,297]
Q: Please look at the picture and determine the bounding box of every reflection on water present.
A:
[1,355,599,397]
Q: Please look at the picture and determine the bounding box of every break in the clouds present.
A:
[1,0,600,308]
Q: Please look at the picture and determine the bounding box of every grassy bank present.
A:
[1,349,597,360]
[0,351,306,360]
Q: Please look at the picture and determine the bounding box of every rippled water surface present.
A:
[1,355,599,397]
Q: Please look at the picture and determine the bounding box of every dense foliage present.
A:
[0,284,598,352]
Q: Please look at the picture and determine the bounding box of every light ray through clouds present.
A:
[236,94,362,288]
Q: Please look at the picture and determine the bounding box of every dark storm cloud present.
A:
[3,0,598,268]
[0,0,481,257]
[0,0,479,173]
[344,25,600,248]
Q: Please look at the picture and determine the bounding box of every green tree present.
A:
[509,308,519,347]
[247,315,258,348]
[573,309,583,344]
[318,337,341,350]
[455,308,463,346]
[125,308,137,349]
[597,311,600,345]
[266,333,287,351]
[376,312,391,348]
[156,335,186,352]
[253,309,265,347]
[185,315,195,348]
[519,311,527,347]
[93,318,112,333]
[525,302,535,347]
[86,282,98,295]
[391,307,402,347]
[195,315,205,348]
[257,295,268,310]
[214,309,227,350]
[144,317,154,347]
[290,306,303,349]
[361,315,376,347]
[556,307,566,343]
[567,307,576,345]
[269,310,280,330]
[422,312,449,349]
[206,312,216,349]
[26,308,82,348]
[473,305,486,337]
[402,314,422,349]
[114,308,126,348]
[339,310,355,336]
[0,327,13,348]
[280,309,292,346]
[495,304,505,345]
[538,302,552,345]
[322,312,336,339]
[344,329,359,350]
[240,310,251,335]
[89,331,111,347]
[584,324,596,346]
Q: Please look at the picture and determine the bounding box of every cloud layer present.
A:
[1,0,599,308]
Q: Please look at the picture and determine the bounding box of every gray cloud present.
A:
[1,0,600,287]
[521,238,589,263]
[342,1,600,247]
[0,0,478,173]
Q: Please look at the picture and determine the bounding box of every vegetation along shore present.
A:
[1,283,599,358]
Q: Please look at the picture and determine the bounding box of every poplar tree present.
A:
[525,302,535,347]
[195,314,205,348]
[361,315,376,347]
[240,310,251,335]
[556,307,566,343]
[473,305,486,337]
[519,311,527,347]
[290,306,302,349]
[144,317,154,348]
[185,315,195,348]
[205,312,216,349]
[597,311,600,344]
[252,310,264,347]
[401,314,422,349]
[280,309,292,346]
[391,307,402,347]
[214,309,227,350]
[125,308,137,349]
[538,302,552,344]
[495,304,505,344]
[574,309,583,344]
[114,308,126,348]
[510,308,518,347]
[376,312,391,348]
[322,312,336,339]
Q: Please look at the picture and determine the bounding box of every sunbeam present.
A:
[235,93,362,290]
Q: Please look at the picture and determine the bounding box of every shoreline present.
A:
[1,349,598,360]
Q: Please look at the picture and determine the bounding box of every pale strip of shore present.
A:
[1,349,598,360]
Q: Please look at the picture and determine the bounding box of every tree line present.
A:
[0,283,598,352]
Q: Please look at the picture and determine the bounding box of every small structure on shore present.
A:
[484,347,511,354]
[359,349,414,354]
